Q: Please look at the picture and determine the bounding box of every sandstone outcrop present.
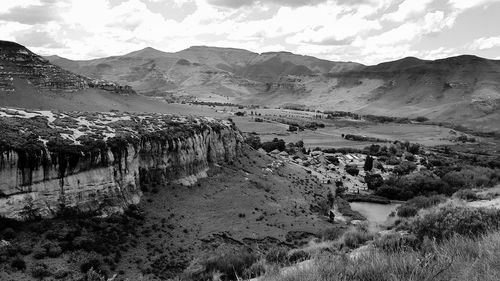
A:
[0,108,242,219]
[0,40,135,95]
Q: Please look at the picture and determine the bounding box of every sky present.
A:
[1,0,500,65]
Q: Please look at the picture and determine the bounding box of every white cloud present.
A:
[0,0,498,64]
[383,0,433,22]
[469,36,500,50]
[448,0,500,10]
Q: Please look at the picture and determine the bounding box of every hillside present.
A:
[0,41,221,115]
[45,44,500,132]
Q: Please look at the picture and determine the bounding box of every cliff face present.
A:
[0,40,136,95]
[0,108,241,220]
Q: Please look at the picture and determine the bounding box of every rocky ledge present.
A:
[0,107,242,219]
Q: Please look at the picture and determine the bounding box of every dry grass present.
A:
[261,231,500,281]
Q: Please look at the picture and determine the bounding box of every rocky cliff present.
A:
[0,40,136,95]
[0,107,242,220]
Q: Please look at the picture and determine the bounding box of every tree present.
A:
[364,155,374,171]
[365,173,383,190]
[19,196,40,221]
[345,165,359,176]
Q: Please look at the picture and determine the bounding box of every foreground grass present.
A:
[262,231,500,281]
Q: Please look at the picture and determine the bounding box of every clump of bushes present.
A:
[373,233,418,253]
[453,189,479,201]
[393,161,417,175]
[396,195,447,217]
[11,256,26,271]
[342,224,374,249]
[412,206,500,241]
[375,172,449,200]
[397,205,419,218]
[184,248,258,281]
[31,262,52,279]
[261,138,286,152]
[345,165,359,176]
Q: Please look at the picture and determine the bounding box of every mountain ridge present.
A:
[1,40,499,132]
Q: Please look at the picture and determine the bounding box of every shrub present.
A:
[265,247,288,265]
[33,246,46,259]
[345,165,359,176]
[47,244,63,258]
[11,256,26,271]
[342,227,374,249]
[18,242,33,255]
[2,227,15,239]
[412,206,500,241]
[442,166,500,189]
[245,134,261,150]
[80,258,103,273]
[373,233,418,253]
[393,161,417,175]
[375,173,449,200]
[454,189,478,201]
[242,260,267,279]
[261,138,286,152]
[365,173,383,190]
[186,249,258,281]
[406,195,447,209]
[288,250,310,264]
[396,205,418,217]
[31,262,51,279]
[320,227,345,241]
[415,116,429,122]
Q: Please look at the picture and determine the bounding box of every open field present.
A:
[233,115,462,148]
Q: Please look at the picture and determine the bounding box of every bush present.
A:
[375,173,449,200]
[47,244,63,258]
[261,138,286,152]
[406,195,447,209]
[412,206,500,241]
[365,173,383,190]
[342,227,374,249]
[288,250,310,264]
[265,247,288,265]
[2,227,15,239]
[396,205,418,217]
[393,161,417,175]
[373,233,418,253]
[80,258,103,274]
[33,246,46,259]
[442,166,500,189]
[11,256,26,271]
[320,227,345,241]
[415,116,429,122]
[454,189,478,201]
[186,249,258,281]
[31,262,51,279]
[345,165,359,176]
[242,260,267,279]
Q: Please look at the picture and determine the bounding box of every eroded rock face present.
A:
[0,108,242,219]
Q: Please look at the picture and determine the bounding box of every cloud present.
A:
[470,36,500,50]
[0,0,498,64]
[362,10,453,47]
[0,4,60,24]
[383,0,433,22]
[448,0,500,10]
[207,0,328,8]
[15,30,65,48]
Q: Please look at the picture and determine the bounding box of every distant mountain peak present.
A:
[124,46,168,58]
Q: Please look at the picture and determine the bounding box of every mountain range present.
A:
[1,40,499,132]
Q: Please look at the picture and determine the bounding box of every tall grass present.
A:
[261,231,500,281]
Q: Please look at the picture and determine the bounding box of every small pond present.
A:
[350,202,400,224]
